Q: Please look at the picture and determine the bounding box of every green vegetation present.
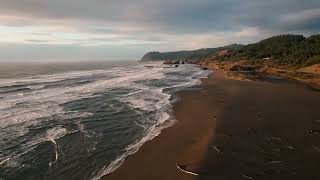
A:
[141,34,320,67]
[140,44,243,61]
[225,34,320,66]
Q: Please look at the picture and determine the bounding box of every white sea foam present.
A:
[91,64,210,180]
[28,85,45,90]
[0,62,210,179]
[0,62,164,168]
[120,89,170,112]
[0,127,77,169]
[46,127,71,166]
[91,111,173,180]
[0,63,163,129]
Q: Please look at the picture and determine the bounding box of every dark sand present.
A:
[103,70,320,180]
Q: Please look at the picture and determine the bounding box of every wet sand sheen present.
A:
[103,69,320,180]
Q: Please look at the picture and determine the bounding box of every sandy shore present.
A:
[103,69,320,180]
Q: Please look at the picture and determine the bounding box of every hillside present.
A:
[197,34,320,87]
[141,34,320,67]
[140,44,243,61]
[223,34,320,66]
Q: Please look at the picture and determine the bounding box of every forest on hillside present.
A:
[221,35,320,66]
[141,44,242,61]
[142,34,320,66]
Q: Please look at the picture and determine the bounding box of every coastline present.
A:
[0,62,210,180]
[102,70,219,180]
[199,60,320,89]
[91,63,209,180]
[103,67,320,180]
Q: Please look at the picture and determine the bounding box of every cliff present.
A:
[140,44,243,61]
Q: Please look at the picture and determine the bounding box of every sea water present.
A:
[0,61,210,180]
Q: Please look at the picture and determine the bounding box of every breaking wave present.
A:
[0,61,210,180]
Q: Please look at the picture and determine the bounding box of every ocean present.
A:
[0,61,210,180]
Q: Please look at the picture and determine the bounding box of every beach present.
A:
[1,1,320,180]
[104,69,320,180]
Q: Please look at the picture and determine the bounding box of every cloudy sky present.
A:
[0,0,319,61]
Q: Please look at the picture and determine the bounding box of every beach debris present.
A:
[256,112,263,121]
[247,127,258,135]
[212,145,222,153]
[241,174,254,180]
[176,164,199,176]
[0,158,10,166]
[215,133,232,141]
[312,145,320,152]
[272,148,281,153]
[49,139,59,167]
[309,129,320,135]
[265,137,282,145]
[217,133,233,138]
[256,112,262,117]
[266,160,282,165]
[287,145,295,151]
[200,91,208,96]
[270,137,281,141]
[314,120,320,124]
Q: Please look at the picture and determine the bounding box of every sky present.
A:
[0,0,319,62]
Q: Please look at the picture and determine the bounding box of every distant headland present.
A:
[141,34,320,87]
[141,34,320,67]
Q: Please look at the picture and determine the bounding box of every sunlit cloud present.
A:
[0,24,166,46]
[0,0,319,61]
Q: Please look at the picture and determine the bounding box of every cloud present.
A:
[280,8,320,32]
[0,0,319,61]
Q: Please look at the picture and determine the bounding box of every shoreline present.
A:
[93,64,209,179]
[103,67,320,180]
[102,69,218,180]
[198,60,320,90]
